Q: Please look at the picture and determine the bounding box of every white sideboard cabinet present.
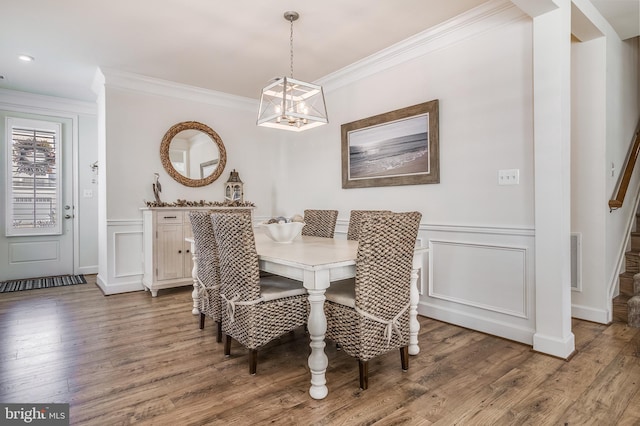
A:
[141,206,253,297]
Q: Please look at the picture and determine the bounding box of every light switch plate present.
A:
[498,169,519,185]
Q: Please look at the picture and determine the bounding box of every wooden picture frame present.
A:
[341,100,439,188]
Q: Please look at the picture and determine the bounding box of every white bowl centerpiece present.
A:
[260,216,304,243]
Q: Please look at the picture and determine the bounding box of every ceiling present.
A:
[0,0,637,103]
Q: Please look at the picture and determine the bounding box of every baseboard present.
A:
[571,303,610,324]
[533,331,575,359]
[77,265,98,275]
[96,274,145,295]
[418,301,535,345]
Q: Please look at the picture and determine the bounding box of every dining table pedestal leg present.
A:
[306,288,329,400]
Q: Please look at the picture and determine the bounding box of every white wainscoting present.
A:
[419,224,536,345]
[429,240,527,317]
[99,217,536,347]
[97,219,145,295]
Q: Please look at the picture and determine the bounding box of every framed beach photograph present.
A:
[341,100,439,188]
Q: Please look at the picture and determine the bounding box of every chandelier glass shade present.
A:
[257,11,328,132]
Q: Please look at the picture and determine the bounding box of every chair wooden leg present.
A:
[199,312,205,330]
[249,350,258,375]
[358,360,369,390]
[224,335,232,356]
[400,346,409,371]
[216,321,222,343]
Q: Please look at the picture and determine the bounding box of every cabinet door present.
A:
[156,223,185,281]
[183,222,194,278]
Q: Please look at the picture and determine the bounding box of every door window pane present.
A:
[6,118,62,236]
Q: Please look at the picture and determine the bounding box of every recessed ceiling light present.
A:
[18,55,35,62]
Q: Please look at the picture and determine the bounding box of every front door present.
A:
[1,113,74,281]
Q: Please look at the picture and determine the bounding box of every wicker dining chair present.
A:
[346,210,392,241]
[324,211,422,390]
[188,209,251,342]
[301,209,339,238]
[211,212,309,375]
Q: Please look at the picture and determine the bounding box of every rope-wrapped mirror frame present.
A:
[160,121,227,187]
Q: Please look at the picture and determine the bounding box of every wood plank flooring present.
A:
[1,275,640,425]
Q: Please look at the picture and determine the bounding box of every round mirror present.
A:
[160,121,227,187]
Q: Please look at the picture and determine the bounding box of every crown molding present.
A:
[100,68,257,112]
[95,0,525,109]
[317,0,526,92]
[0,88,97,115]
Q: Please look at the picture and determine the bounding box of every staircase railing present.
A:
[609,117,640,211]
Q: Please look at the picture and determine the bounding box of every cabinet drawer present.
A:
[157,211,184,224]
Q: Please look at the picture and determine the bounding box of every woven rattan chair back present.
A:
[189,210,221,307]
[189,209,251,340]
[355,212,421,326]
[211,212,308,374]
[210,212,261,302]
[301,209,338,238]
[346,210,392,241]
[324,211,421,389]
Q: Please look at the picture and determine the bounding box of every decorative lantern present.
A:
[224,169,244,203]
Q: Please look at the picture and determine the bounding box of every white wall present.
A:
[77,112,99,274]
[568,1,640,319]
[96,73,286,293]
[570,36,608,321]
[605,35,640,302]
[278,13,534,227]
[272,5,538,343]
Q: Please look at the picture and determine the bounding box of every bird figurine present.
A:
[153,173,162,204]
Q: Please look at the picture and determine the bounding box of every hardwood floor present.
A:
[1,275,640,425]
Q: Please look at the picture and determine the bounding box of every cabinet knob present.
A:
[186,249,190,253]
[178,250,182,254]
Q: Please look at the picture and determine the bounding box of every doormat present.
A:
[0,274,87,293]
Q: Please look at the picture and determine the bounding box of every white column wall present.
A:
[570,36,608,322]
[530,0,575,358]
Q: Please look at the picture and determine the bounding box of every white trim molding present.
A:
[418,223,535,345]
[97,219,145,295]
[318,0,526,93]
[100,68,257,112]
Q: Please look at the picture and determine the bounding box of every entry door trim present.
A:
[0,93,88,277]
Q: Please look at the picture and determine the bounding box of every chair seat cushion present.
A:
[325,278,356,308]
[260,276,307,301]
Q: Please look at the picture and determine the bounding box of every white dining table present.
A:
[187,232,427,400]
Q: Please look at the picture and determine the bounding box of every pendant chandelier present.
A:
[257,11,328,132]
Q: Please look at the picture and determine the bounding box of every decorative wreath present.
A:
[13,138,56,176]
